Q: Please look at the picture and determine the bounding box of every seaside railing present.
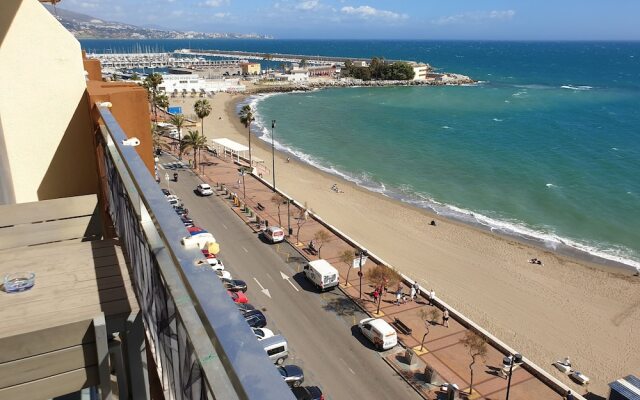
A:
[96,105,295,400]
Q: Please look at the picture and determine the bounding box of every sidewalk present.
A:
[169,148,568,400]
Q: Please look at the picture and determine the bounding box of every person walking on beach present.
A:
[443,309,450,327]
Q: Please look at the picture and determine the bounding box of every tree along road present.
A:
[160,158,421,400]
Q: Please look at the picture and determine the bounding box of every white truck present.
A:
[302,259,339,291]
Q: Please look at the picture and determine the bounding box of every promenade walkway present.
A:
[166,148,574,400]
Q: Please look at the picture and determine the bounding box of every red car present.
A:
[228,290,248,304]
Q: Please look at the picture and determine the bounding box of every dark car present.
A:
[278,365,304,387]
[236,303,256,314]
[291,386,323,400]
[174,205,189,216]
[180,215,194,227]
[221,278,247,292]
[243,310,266,328]
[161,188,171,196]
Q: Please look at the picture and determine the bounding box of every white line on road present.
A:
[242,246,249,253]
[222,223,228,230]
[253,277,271,298]
[339,358,356,375]
[280,271,299,292]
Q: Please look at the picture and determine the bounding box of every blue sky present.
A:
[62,0,640,40]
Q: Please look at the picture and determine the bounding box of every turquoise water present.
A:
[244,44,640,268]
[80,39,640,267]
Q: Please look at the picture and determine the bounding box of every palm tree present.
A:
[299,58,308,69]
[151,124,171,155]
[238,105,255,166]
[169,114,185,160]
[194,99,212,136]
[155,93,169,114]
[181,130,207,169]
[143,73,164,122]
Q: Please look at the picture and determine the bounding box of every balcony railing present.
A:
[97,105,295,400]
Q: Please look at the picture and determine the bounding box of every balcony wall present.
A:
[0,0,98,204]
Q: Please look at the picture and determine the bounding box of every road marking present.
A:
[253,278,271,298]
[280,271,299,292]
[242,246,249,253]
[158,164,165,170]
[221,223,228,230]
[266,273,275,282]
[339,358,356,375]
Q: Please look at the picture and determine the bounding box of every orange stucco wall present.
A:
[86,81,154,175]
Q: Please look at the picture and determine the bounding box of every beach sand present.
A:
[171,92,639,395]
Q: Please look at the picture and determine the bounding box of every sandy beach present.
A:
[171,91,640,395]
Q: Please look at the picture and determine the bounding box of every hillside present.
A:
[44,5,271,40]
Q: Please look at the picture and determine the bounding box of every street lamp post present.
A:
[505,353,523,400]
[287,199,292,236]
[271,120,276,192]
[358,249,368,299]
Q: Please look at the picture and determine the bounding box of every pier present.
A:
[87,52,243,69]
[175,49,403,66]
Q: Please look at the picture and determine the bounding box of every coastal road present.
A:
[159,157,421,400]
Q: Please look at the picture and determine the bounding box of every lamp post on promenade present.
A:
[357,249,368,299]
[287,199,292,236]
[505,353,523,400]
[271,120,276,192]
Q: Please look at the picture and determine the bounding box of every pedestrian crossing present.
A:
[158,162,188,171]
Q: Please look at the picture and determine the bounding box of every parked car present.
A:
[252,327,274,341]
[291,386,323,400]
[196,183,214,196]
[174,206,189,216]
[228,290,248,304]
[263,226,285,243]
[243,310,267,328]
[180,215,194,227]
[208,257,225,271]
[215,269,232,280]
[188,226,208,235]
[302,259,339,291]
[221,278,247,292]
[358,317,397,350]
[278,365,304,387]
[236,303,256,313]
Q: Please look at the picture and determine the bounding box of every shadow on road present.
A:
[322,295,360,317]
[292,272,319,293]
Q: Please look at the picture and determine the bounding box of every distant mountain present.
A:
[43,5,272,40]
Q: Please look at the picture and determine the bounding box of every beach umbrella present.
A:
[207,241,220,255]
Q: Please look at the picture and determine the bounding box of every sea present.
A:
[81,39,640,269]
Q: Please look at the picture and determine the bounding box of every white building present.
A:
[158,74,245,94]
[287,69,309,82]
[410,62,430,81]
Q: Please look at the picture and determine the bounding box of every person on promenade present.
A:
[428,289,435,305]
[564,390,574,400]
[410,285,416,302]
[443,309,450,327]
[372,288,379,304]
[396,289,402,306]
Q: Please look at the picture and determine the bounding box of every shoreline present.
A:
[171,92,640,395]
[237,90,638,273]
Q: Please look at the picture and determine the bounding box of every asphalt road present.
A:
[159,157,421,400]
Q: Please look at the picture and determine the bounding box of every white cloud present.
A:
[79,1,98,8]
[340,5,407,20]
[296,0,321,11]
[214,12,230,18]
[433,10,516,25]
[202,0,229,7]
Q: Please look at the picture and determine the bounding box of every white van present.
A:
[261,335,288,365]
[303,259,339,291]
[263,226,285,243]
[358,317,398,350]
